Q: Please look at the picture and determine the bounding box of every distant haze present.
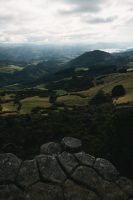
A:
[0,0,133,46]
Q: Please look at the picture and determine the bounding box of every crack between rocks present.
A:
[55,155,79,183]
[15,159,23,183]
[56,155,102,200]
[36,157,65,186]
[0,153,130,200]
[73,154,107,181]
[74,154,120,183]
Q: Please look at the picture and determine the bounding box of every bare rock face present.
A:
[40,142,62,155]
[36,155,66,184]
[64,180,99,200]
[26,182,64,200]
[0,153,21,183]
[0,137,133,200]
[17,160,40,188]
[61,137,82,153]
[94,158,119,181]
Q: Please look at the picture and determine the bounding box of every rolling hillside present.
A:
[0,72,132,116]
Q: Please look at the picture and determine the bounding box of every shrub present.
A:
[112,85,126,98]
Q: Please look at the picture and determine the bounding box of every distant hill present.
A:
[14,60,61,83]
[29,50,131,90]
[0,49,131,88]
[113,49,133,59]
[0,59,64,86]
[48,50,119,82]
[68,50,114,68]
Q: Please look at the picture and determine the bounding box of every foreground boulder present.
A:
[17,160,40,188]
[0,137,132,200]
[72,166,102,193]
[75,152,95,167]
[36,154,66,184]
[61,137,82,153]
[40,142,62,155]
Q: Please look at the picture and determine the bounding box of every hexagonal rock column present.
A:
[36,155,66,184]
[16,160,40,189]
[61,137,82,153]
[40,142,62,155]
[0,153,21,183]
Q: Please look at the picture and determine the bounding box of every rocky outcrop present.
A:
[0,137,133,200]
[40,142,62,155]
[61,137,82,153]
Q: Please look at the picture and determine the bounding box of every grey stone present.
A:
[100,180,128,200]
[0,184,25,200]
[64,180,99,200]
[75,152,95,167]
[40,142,62,155]
[58,152,79,174]
[36,155,66,184]
[17,160,40,188]
[0,153,21,183]
[72,166,101,192]
[26,182,64,200]
[61,137,82,153]
[0,142,133,200]
[117,177,133,197]
[94,158,119,181]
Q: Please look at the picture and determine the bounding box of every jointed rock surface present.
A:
[0,137,133,200]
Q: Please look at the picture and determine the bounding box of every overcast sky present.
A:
[0,0,133,45]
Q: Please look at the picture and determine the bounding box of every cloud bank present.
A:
[0,0,132,44]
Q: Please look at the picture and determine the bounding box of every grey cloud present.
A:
[129,8,133,11]
[0,15,17,28]
[127,17,133,24]
[0,15,14,23]
[59,0,108,15]
[85,16,117,24]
